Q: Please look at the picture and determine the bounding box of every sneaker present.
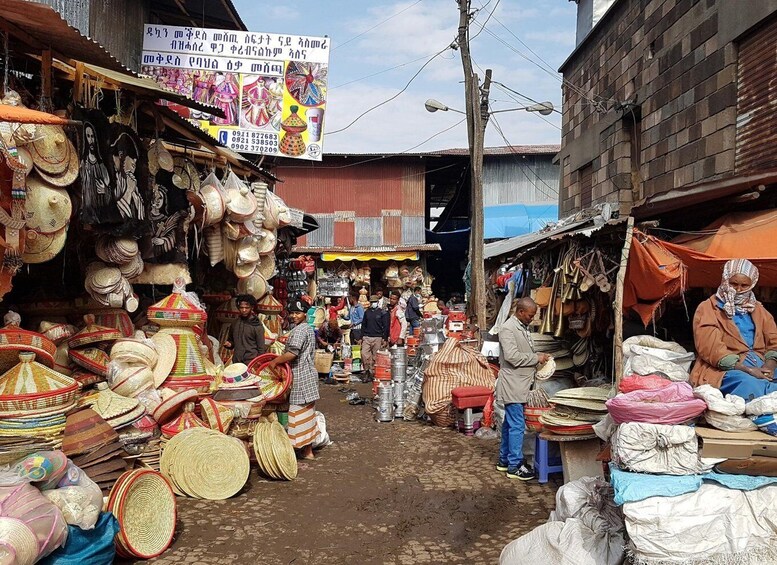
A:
[506,463,535,481]
[495,460,509,472]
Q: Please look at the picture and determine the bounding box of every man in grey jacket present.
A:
[495,297,549,480]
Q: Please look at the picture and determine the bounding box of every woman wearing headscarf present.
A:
[267,297,320,459]
[691,259,777,400]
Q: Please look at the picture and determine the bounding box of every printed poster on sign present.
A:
[141,24,329,161]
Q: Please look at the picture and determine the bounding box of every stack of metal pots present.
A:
[391,347,408,418]
[376,382,394,422]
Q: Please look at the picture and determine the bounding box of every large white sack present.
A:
[624,483,777,564]
[704,410,758,432]
[500,519,624,565]
[693,384,746,415]
[611,422,699,475]
[623,336,694,382]
[745,390,777,416]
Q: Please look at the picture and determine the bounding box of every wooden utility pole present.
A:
[457,0,490,329]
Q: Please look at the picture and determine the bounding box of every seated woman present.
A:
[691,259,777,401]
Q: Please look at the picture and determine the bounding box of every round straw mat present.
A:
[0,517,38,565]
[535,357,556,381]
[109,469,176,559]
[252,420,278,479]
[269,420,297,480]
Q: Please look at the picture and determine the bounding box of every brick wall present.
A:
[558,0,740,216]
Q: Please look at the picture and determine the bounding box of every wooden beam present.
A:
[172,0,200,28]
[613,216,635,384]
[73,61,85,105]
[41,49,52,99]
[219,0,243,30]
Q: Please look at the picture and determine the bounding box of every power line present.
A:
[492,81,561,114]
[332,0,423,51]
[329,50,447,90]
[492,83,562,131]
[489,113,560,200]
[470,0,502,42]
[490,14,559,75]
[326,43,452,136]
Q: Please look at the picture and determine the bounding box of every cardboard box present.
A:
[696,426,777,459]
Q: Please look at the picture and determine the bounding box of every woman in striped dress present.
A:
[267,298,320,459]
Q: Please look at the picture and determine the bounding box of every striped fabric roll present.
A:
[287,403,317,448]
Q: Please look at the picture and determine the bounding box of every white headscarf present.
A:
[716,259,759,318]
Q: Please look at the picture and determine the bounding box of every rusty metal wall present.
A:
[89,0,149,71]
[736,17,777,173]
[307,213,334,248]
[355,217,382,247]
[32,0,90,33]
[382,216,401,246]
[333,220,355,247]
[275,160,425,217]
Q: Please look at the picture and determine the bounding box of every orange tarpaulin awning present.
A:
[0,104,72,125]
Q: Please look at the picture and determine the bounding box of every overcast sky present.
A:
[232,0,577,153]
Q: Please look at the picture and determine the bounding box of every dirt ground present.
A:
[135,382,560,564]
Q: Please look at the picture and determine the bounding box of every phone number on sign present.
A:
[229,131,278,153]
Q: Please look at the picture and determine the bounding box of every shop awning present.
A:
[294,244,441,261]
[321,252,420,262]
[0,1,130,73]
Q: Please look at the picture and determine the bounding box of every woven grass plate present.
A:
[269,420,297,480]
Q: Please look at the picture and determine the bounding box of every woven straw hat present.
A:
[0,517,38,565]
[236,236,261,265]
[225,184,257,222]
[535,357,556,381]
[150,333,176,387]
[119,254,144,280]
[108,469,176,559]
[62,408,118,456]
[199,184,226,226]
[172,157,200,191]
[111,338,158,367]
[111,365,154,398]
[233,258,258,280]
[256,255,276,280]
[87,382,140,422]
[21,226,67,264]
[24,176,72,233]
[68,314,122,349]
[552,387,611,402]
[27,125,69,174]
[108,403,147,429]
[69,347,110,377]
[36,140,78,187]
[255,228,276,255]
[236,272,267,299]
[200,398,234,433]
[151,388,198,425]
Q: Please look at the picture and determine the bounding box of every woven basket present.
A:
[69,348,110,377]
[0,327,56,372]
[313,351,333,374]
[200,398,234,433]
[0,352,78,415]
[108,469,176,559]
[0,517,38,565]
[247,354,292,402]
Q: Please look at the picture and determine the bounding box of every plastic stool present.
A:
[535,436,563,484]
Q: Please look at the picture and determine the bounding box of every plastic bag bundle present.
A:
[622,336,695,382]
[43,464,102,530]
[619,374,672,394]
[0,482,69,561]
[745,390,777,416]
[693,385,746,415]
[606,382,707,425]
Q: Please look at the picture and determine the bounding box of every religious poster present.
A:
[141,170,189,265]
[141,25,330,161]
[73,109,150,236]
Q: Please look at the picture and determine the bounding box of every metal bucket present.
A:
[392,380,405,402]
[390,347,408,362]
[377,383,393,403]
[376,403,394,422]
[394,402,405,418]
[376,383,394,422]
[391,361,407,382]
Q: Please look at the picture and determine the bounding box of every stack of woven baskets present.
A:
[67,315,122,388]
[160,427,250,499]
[252,417,298,481]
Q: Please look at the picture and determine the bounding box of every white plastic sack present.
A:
[312,411,332,449]
[704,410,758,432]
[593,413,617,441]
[624,483,777,564]
[745,390,777,416]
[623,336,694,382]
[611,422,700,475]
[693,384,746,415]
[501,477,624,565]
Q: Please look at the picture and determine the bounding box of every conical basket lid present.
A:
[257,293,282,314]
[0,352,76,397]
[147,280,206,327]
[160,402,207,437]
[86,382,140,421]
[68,314,122,348]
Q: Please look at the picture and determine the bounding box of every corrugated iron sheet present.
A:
[307,214,334,248]
[32,0,90,33]
[293,244,441,253]
[324,145,561,157]
[89,0,148,71]
[274,161,425,217]
[736,17,777,173]
[3,1,131,73]
[483,156,560,206]
[383,216,401,245]
[401,216,425,244]
[355,217,383,247]
[333,220,355,247]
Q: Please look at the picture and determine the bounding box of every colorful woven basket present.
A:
[68,314,122,348]
[158,328,209,381]
[0,326,56,372]
[69,347,110,377]
[0,352,77,415]
[246,354,292,402]
[200,398,234,433]
[108,469,176,559]
[147,290,206,327]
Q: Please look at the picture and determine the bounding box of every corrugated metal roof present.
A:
[483,157,560,206]
[401,216,425,244]
[293,244,442,253]
[3,1,132,73]
[321,145,561,158]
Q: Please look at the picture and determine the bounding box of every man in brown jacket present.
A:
[495,297,549,480]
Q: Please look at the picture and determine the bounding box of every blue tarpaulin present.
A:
[484,203,558,239]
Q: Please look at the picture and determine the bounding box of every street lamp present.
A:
[425,95,555,328]
[425,98,555,116]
